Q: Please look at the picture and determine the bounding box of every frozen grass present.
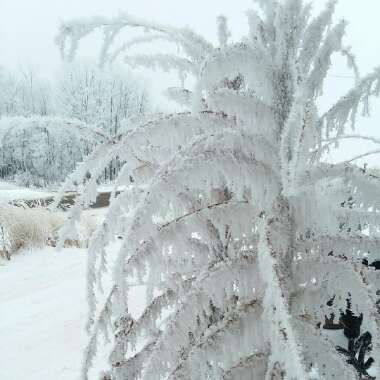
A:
[0,205,63,256]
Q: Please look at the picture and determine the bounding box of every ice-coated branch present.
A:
[157,200,248,230]
[342,149,380,164]
[322,134,380,150]
[341,47,360,83]
[297,0,337,77]
[305,20,347,98]
[56,12,213,66]
[258,219,308,379]
[123,53,198,77]
[320,65,380,139]
[81,285,117,380]
[217,15,231,47]
[109,34,173,64]
[164,87,193,106]
[56,1,380,378]
[222,352,268,379]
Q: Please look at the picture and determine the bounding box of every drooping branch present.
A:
[342,149,380,164]
[56,12,213,67]
[158,200,249,230]
[319,66,380,139]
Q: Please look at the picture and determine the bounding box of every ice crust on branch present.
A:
[56,0,380,379]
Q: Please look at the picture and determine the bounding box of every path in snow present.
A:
[0,243,146,380]
[0,248,88,380]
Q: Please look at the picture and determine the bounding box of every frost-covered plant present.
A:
[0,205,63,256]
[57,0,380,379]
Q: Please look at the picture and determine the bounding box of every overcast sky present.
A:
[1,0,380,71]
[1,0,380,165]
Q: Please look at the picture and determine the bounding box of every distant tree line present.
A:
[0,62,149,186]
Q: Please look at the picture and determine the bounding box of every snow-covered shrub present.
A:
[57,0,380,379]
[0,116,99,186]
[0,205,63,256]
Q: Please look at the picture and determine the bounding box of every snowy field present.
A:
[0,247,88,380]
[0,188,145,380]
[0,181,55,204]
[0,244,146,380]
[0,183,117,379]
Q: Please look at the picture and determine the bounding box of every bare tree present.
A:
[57,63,148,136]
[0,65,53,117]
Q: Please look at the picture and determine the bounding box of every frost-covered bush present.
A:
[0,116,99,186]
[0,205,63,256]
[57,0,380,379]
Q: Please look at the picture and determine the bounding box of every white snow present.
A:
[0,247,88,380]
[0,241,146,380]
[0,181,55,204]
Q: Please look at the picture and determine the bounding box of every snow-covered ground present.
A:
[0,181,55,204]
[0,194,113,379]
[0,247,88,380]
[0,193,108,379]
[0,236,145,380]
